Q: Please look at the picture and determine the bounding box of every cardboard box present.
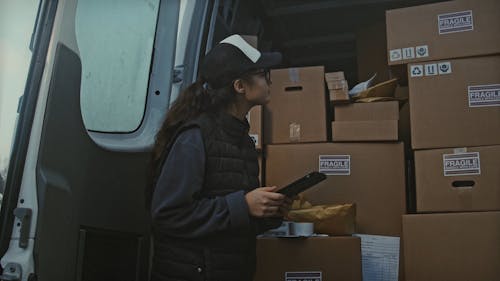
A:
[403,212,500,281]
[332,101,399,141]
[325,72,349,103]
[242,37,263,150]
[409,55,500,150]
[254,236,362,281]
[257,154,263,185]
[329,89,350,104]
[415,145,500,213]
[335,101,399,121]
[257,154,263,186]
[356,21,411,86]
[248,105,262,150]
[332,120,398,142]
[395,87,412,156]
[386,0,500,65]
[325,71,345,84]
[265,66,329,144]
[357,21,391,82]
[266,142,406,236]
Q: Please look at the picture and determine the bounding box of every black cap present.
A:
[200,34,282,89]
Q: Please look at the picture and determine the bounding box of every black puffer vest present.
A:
[151,111,260,281]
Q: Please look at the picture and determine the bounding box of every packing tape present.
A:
[289,122,301,142]
[289,222,314,236]
[288,68,300,84]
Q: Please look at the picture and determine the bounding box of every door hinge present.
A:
[0,263,22,281]
[173,65,184,83]
[13,208,32,249]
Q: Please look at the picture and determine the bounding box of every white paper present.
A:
[354,234,400,281]
[348,73,377,96]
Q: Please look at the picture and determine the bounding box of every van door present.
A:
[0,0,190,280]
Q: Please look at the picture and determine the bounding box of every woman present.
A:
[149,34,294,281]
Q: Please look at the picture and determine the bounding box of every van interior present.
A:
[211,0,445,87]
[0,0,449,280]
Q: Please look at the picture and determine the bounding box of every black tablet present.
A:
[277,171,327,197]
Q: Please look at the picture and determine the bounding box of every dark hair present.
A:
[146,74,257,208]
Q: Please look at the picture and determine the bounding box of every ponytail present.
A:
[146,78,240,208]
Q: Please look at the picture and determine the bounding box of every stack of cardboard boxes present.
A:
[332,101,399,142]
[245,0,499,278]
[243,36,265,182]
[255,65,365,281]
[327,76,407,280]
[247,104,263,181]
[386,0,500,280]
[249,54,407,280]
[325,71,349,103]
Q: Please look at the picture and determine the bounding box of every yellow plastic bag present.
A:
[291,194,312,210]
[286,201,356,236]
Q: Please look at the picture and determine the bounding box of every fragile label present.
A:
[438,10,474,35]
[319,155,350,176]
[468,84,500,107]
[443,152,481,176]
[285,271,322,281]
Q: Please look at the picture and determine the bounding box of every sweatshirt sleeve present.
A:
[251,217,284,235]
[151,127,252,238]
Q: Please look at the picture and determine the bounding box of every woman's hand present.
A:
[279,196,295,217]
[245,186,296,218]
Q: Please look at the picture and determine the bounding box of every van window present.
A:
[76,0,160,133]
[0,0,40,204]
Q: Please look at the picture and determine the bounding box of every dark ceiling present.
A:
[216,0,448,83]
